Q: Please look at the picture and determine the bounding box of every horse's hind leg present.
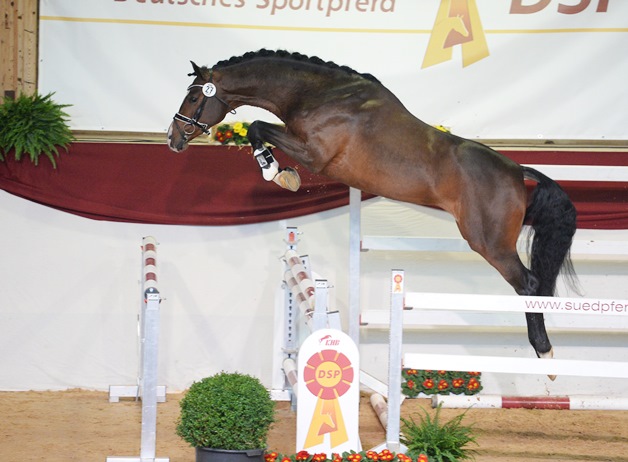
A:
[455,195,555,361]
[482,250,554,359]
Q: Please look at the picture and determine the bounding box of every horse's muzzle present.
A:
[167,121,189,153]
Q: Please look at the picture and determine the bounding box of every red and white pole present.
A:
[434,394,628,410]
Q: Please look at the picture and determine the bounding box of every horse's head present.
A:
[167,61,233,152]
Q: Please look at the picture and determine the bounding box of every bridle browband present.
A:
[172,72,236,137]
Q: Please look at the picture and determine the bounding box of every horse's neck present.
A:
[221,61,320,116]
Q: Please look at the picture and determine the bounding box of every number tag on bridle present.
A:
[202,83,217,97]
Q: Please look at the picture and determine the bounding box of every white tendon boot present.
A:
[254,147,301,192]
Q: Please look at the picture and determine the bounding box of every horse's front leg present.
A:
[247,121,304,192]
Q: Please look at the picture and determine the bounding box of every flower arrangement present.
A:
[266,403,477,462]
[265,449,429,462]
[401,369,482,398]
[212,121,251,145]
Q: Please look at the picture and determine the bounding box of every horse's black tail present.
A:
[523,166,578,296]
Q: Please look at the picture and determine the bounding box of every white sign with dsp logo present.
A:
[296,328,361,455]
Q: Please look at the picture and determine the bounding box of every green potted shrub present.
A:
[177,371,276,462]
[400,403,477,462]
[0,92,74,168]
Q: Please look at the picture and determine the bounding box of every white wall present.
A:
[0,189,351,392]
[1,190,627,397]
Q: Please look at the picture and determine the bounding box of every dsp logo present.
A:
[422,0,488,68]
[422,0,612,69]
[510,0,609,14]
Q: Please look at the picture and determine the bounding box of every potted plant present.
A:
[177,371,276,462]
[400,403,477,462]
[0,92,74,168]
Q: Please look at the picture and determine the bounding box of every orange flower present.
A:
[437,379,449,390]
[312,453,326,462]
[296,451,311,461]
[423,378,434,389]
[366,450,379,460]
[265,452,278,462]
[347,453,362,462]
[467,377,480,390]
[378,450,394,461]
[418,454,429,462]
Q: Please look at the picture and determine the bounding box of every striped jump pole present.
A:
[284,249,316,315]
[282,357,299,399]
[273,228,341,402]
[107,236,169,462]
[433,394,628,411]
[284,248,337,331]
[370,393,389,429]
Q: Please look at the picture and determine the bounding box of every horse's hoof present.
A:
[538,348,556,381]
[273,167,301,192]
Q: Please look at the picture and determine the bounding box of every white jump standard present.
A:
[107,236,169,462]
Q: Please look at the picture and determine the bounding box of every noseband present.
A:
[172,80,236,138]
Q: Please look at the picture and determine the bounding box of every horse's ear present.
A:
[190,61,212,80]
[190,61,201,76]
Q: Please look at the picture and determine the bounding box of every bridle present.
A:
[172,75,236,138]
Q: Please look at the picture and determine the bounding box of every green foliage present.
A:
[402,369,482,398]
[400,404,477,462]
[176,371,275,450]
[0,92,74,168]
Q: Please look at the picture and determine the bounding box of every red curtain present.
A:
[0,142,626,229]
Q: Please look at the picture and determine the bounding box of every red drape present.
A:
[0,142,626,229]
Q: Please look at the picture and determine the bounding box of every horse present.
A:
[167,49,577,369]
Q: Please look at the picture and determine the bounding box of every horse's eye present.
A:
[190,95,199,103]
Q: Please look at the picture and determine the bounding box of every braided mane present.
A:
[211,49,380,83]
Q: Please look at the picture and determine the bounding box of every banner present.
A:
[39,0,628,140]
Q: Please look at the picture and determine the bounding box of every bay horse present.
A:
[167,49,577,368]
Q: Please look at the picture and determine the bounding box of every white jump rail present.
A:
[399,278,628,385]
[523,164,628,182]
[361,235,628,256]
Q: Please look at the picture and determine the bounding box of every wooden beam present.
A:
[0,0,38,98]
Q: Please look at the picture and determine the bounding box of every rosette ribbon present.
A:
[303,349,354,448]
